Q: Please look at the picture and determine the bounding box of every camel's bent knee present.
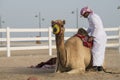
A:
[67,68,85,74]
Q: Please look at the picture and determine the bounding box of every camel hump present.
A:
[65,36,83,46]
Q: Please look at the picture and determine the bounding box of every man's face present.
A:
[83,12,90,18]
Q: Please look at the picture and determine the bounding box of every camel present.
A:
[51,20,92,74]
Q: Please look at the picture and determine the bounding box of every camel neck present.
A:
[55,35,65,50]
[55,34,67,66]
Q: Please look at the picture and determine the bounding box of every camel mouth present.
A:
[52,24,61,35]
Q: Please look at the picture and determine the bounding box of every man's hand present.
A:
[88,36,94,42]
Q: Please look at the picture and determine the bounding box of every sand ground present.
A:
[0,48,120,80]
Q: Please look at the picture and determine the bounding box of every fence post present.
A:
[119,26,120,53]
[6,27,11,57]
[48,27,52,56]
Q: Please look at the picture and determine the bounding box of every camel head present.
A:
[51,20,65,35]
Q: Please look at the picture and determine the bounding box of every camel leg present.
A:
[55,58,62,73]
[55,65,62,73]
[55,58,59,72]
[55,65,61,73]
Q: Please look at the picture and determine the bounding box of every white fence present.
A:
[0,27,120,57]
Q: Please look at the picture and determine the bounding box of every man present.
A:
[80,6,107,71]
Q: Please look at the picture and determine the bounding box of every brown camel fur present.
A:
[51,20,92,74]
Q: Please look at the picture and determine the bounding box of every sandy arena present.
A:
[0,48,120,80]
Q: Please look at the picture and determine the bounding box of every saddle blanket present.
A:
[75,34,93,48]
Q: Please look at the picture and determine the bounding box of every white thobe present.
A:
[87,13,107,66]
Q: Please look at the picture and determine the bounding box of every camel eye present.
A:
[52,24,61,34]
[61,25,63,27]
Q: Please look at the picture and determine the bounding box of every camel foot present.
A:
[55,70,62,73]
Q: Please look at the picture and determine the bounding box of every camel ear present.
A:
[51,20,54,27]
[51,20,54,24]
[63,20,65,25]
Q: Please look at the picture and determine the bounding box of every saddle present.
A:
[75,34,93,48]
[75,28,93,48]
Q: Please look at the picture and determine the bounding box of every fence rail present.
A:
[0,27,120,57]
